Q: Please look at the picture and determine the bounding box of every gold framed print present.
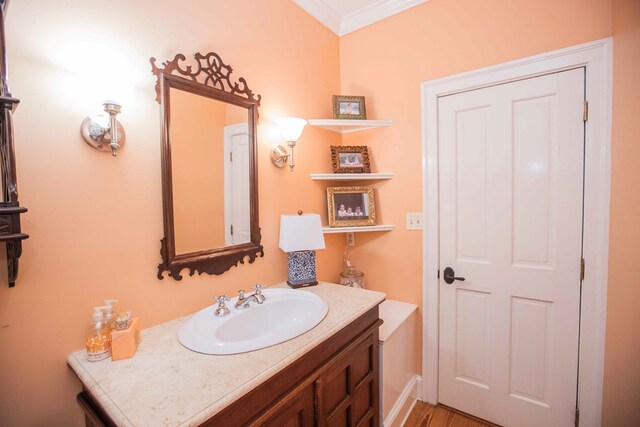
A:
[330,145,371,173]
[327,186,376,227]
[332,95,366,120]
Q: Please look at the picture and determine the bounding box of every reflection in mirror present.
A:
[170,89,251,254]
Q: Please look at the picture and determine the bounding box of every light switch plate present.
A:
[406,213,424,230]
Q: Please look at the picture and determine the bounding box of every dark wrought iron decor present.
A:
[0,0,28,287]
[150,52,263,280]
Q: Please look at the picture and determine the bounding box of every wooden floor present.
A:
[403,401,500,427]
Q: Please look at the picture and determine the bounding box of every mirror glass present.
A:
[169,88,251,255]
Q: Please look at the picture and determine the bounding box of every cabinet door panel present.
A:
[351,341,373,386]
[251,382,315,427]
[323,364,350,414]
[351,382,374,424]
[317,331,379,427]
[327,409,350,427]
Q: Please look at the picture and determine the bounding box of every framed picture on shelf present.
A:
[331,145,371,173]
[332,95,366,120]
[327,186,376,227]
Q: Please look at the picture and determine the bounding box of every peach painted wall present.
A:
[603,0,640,425]
[0,0,634,425]
[339,0,639,424]
[226,103,249,126]
[338,0,610,308]
[170,88,227,253]
[338,0,614,418]
[0,0,342,425]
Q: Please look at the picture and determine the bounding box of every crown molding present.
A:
[341,0,428,35]
[293,0,429,36]
[292,0,342,35]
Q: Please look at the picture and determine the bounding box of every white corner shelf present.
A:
[310,173,394,181]
[322,225,395,234]
[307,119,392,134]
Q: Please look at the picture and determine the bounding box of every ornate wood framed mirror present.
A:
[151,52,263,280]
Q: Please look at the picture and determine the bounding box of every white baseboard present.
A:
[384,375,423,427]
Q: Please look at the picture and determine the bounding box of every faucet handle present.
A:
[238,290,246,300]
[214,295,231,317]
[215,295,230,306]
[253,284,266,294]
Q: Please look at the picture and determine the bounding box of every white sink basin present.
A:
[178,288,329,355]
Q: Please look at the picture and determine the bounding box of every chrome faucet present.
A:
[214,295,231,317]
[235,285,266,309]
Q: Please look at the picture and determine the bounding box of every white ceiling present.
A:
[292,0,428,36]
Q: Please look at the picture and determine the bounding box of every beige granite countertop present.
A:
[67,282,385,427]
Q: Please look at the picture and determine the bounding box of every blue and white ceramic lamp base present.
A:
[287,250,318,288]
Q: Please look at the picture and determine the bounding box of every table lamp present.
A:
[279,213,326,288]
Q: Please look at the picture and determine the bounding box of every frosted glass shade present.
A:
[275,117,307,142]
[279,214,326,253]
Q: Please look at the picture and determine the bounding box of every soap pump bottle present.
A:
[103,299,118,333]
[86,306,111,362]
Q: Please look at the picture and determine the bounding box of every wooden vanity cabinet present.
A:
[76,305,382,427]
[211,305,382,426]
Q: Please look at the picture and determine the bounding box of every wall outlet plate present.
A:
[345,232,355,246]
[406,213,424,230]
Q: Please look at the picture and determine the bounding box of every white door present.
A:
[224,123,251,245]
[438,68,585,427]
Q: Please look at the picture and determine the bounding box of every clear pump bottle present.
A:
[103,299,118,334]
[86,306,111,362]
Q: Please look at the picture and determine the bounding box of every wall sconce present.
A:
[81,100,126,156]
[271,117,307,172]
[279,212,326,288]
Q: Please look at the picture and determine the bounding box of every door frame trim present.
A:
[223,122,249,246]
[421,38,612,427]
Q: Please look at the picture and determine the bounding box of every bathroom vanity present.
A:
[67,283,385,426]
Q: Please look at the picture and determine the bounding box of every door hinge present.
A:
[230,152,233,162]
[575,407,580,427]
[583,100,589,122]
[437,269,440,279]
[230,224,234,235]
[580,258,585,281]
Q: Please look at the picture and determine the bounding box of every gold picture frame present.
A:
[331,145,371,173]
[327,186,376,227]
[332,95,366,120]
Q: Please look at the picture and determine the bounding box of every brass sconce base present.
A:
[81,115,126,153]
[81,101,126,156]
[270,145,289,168]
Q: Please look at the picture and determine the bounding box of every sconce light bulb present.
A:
[275,117,307,143]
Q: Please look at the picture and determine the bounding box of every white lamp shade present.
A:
[279,213,326,252]
[275,117,307,142]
